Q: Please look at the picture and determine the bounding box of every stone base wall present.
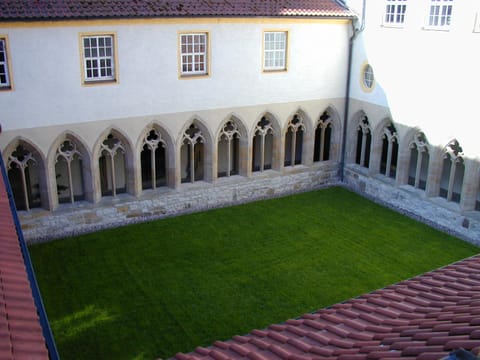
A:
[21,163,340,243]
[344,165,480,246]
[20,162,480,245]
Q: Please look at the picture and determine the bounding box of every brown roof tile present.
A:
[0,160,49,359]
[0,0,354,21]
[173,254,480,360]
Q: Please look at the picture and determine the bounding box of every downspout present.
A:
[340,0,366,182]
[0,151,60,360]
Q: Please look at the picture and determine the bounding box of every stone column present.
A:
[460,158,480,212]
[425,147,444,198]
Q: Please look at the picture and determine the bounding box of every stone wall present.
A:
[21,164,339,243]
[20,161,480,245]
[344,164,480,246]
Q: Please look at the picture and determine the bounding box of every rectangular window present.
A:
[81,34,116,83]
[384,0,407,25]
[263,31,287,71]
[427,0,453,29]
[180,33,208,76]
[0,38,11,89]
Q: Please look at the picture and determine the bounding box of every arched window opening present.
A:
[141,129,166,190]
[407,133,429,190]
[355,116,371,168]
[55,140,85,204]
[252,117,274,172]
[284,115,305,166]
[313,111,332,162]
[439,140,464,203]
[218,120,240,177]
[7,144,41,211]
[380,123,398,178]
[181,123,205,183]
[99,133,126,197]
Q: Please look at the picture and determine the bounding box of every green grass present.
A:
[29,187,479,359]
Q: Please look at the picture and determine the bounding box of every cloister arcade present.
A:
[3,107,480,216]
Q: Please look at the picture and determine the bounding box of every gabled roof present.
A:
[0,0,354,21]
[173,254,480,360]
[0,162,49,359]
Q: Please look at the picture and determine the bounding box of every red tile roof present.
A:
[173,254,480,360]
[0,165,49,359]
[0,0,354,21]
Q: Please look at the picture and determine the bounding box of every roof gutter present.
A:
[0,152,60,360]
[340,0,366,182]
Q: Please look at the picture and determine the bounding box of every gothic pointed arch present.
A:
[216,115,247,178]
[354,113,372,168]
[407,131,430,190]
[178,118,212,183]
[251,112,281,172]
[4,138,48,210]
[94,127,134,198]
[284,113,306,167]
[48,132,92,205]
[378,121,399,179]
[440,139,464,203]
[137,124,175,190]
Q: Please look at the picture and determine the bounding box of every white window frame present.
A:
[81,33,116,83]
[426,0,453,30]
[0,37,12,89]
[179,32,209,77]
[263,31,288,72]
[384,0,407,26]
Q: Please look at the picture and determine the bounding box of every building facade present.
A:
[1,0,480,243]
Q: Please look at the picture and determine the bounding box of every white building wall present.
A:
[0,18,350,136]
[347,0,480,156]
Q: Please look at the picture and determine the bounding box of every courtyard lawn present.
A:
[29,187,479,360]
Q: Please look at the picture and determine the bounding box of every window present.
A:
[180,33,208,76]
[363,64,374,90]
[263,31,287,71]
[427,0,453,29]
[0,37,11,89]
[81,34,116,83]
[384,0,407,25]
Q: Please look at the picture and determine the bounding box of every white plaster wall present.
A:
[0,19,350,133]
[347,0,480,157]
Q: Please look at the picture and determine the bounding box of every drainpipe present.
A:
[340,0,366,182]
[0,151,60,360]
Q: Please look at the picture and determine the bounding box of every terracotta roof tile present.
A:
[0,159,49,359]
[173,254,480,360]
[0,0,354,21]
